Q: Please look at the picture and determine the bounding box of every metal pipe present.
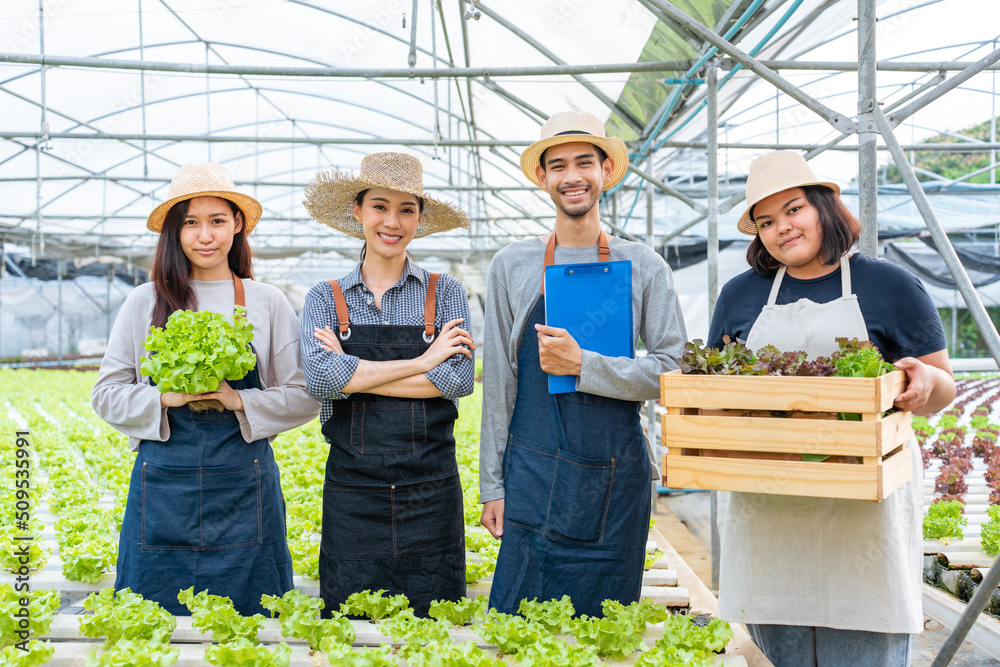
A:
[857,0,878,258]
[0,52,692,78]
[706,60,721,594]
[888,46,1000,127]
[474,3,644,133]
[724,58,1000,72]
[869,109,1000,657]
[646,152,654,248]
[645,0,855,134]
[408,0,419,68]
[480,77,547,122]
[626,163,705,213]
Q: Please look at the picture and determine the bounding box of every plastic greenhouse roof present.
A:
[1,0,999,285]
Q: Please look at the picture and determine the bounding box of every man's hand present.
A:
[199,380,245,412]
[480,499,505,539]
[534,324,582,376]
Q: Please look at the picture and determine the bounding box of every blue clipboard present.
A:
[543,260,633,394]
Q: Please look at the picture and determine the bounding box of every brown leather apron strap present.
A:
[424,273,440,340]
[541,230,611,295]
[232,273,246,314]
[327,280,351,337]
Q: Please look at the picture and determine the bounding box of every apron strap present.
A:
[840,254,852,296]
[424,273,440,341]
[766,266,787,306]
[541,230,611,295]
[232,273,246,313]
[326,280,351,338]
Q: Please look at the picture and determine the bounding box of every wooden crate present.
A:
[660,369,913,502]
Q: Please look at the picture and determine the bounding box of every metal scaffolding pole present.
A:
[0,52,690,78]
[857,0,878,258]
[706,59,721,594]
[888,45,1000,127]
[872,108,1000,665]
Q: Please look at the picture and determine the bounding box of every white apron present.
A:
[717,255,923,634]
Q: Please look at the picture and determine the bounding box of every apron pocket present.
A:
[201,462,263,549]
[321,482,393,559]
[350,401,427,456]
[141,461,262,550]
[545,449,615,543]
[503,441,558,533]
[393,474,464,557]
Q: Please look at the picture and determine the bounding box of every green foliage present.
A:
[379,608,450,652]
[833,338,895,378]
[475,609,548,655]
[203,638,291,667]
[339,589,410,621]
[404,640,503,667]
[428,596,488,626]
[939,414,960,430]
[80,588,176,649]
[982,505,1000,557]
[1,640,55,667]
[177,587,264,643]
[923,500,968,541]
[260,589,354,651]
[0,585,60,648]
[680,338,761,375]
[141,307,255,393]
[569,614,644,661]
[645,549,664,569]
[603,598,670,626]
[0,523,50,573]
[79,588,178,666]
[517,635,602,667]
[517,596,576,634]
[325,644,396,667]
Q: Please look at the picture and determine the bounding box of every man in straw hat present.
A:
[478,111,687,616]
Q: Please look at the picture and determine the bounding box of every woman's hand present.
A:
[314,325,345,354]
[419,318,475,372]
[894,350,956,416]
[159,391,200,407]
[198,381,245,411]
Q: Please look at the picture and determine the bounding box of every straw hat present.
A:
[519,111,629,191]
[303,152,470,239]
[737,151,840,235]
[147,163,262,234]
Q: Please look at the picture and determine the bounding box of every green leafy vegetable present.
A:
[569,613,644,661]
[923,499,968,541]
[379,608,450,653]
[260,589,354,651]
[0,585,60,648]
[428,596,488,626]
[1,640,55,667]
[80,588,176,649]
[203,638,291,667]
[517,596,576,634]
[982,505,1000,557]
[475,609,548,655]
[325,644,396,667]
[177,587,264,643]
[84,637,180,667]
[339,589,410,621]
[404,640,504,667]
[517,635,602,667]
[141,308,255,394]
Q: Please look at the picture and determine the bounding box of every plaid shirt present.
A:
[301,258,475,424]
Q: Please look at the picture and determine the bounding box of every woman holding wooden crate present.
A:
[92,163,320,615]
[299,152,474,617]
[708,150,955,666]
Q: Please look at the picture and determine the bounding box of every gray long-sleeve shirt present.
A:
[478,235,687,502]
[92,279,320,450]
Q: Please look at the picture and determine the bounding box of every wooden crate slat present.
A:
[660,369,905,414]
[662,410,911,457]
[664,446,912,502]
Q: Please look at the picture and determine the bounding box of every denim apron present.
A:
[116,275,294,616]
[489,232,651,618]
[319,274,465,617]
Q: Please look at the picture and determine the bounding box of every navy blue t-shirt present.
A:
[707,253,946,362]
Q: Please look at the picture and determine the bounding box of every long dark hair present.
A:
[746,185,861,277]
[355,189,422,262]
[151,198,254,328]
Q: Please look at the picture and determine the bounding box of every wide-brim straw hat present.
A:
[303,152,470,240]
[147,163,262,234]
[519,111,629,191]
[737,150,841,235]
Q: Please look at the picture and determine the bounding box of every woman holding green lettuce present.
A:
[92,164,320,615]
